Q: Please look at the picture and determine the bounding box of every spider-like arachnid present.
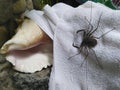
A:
[69,13,115,69]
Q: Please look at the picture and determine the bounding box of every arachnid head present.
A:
[81,37,97,48]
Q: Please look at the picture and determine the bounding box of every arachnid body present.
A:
[70,13,115,69]
[75,29,97,49]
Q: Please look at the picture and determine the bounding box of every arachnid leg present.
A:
[80,46,89,67]
[72,43,79,48]
[91,49,103,69]
[88,13,103,36]
[76,29,86,33]
[84,17,93,32]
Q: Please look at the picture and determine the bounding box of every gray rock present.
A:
[0,60,14,90]
[0,54,51,90]
[0,70,15,90]
[0,26,9,47]
[12,68,51,90]
[0,54,6,63]
[12,0,27,14]
[32,0,46,10]
[6,19,18,38]
[26,0,34,10]
[0,0,13,24]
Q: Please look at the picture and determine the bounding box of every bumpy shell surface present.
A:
[0,19,53,73]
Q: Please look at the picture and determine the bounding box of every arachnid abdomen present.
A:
[81,37,97,48]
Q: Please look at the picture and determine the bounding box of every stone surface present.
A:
[0,26,9,48]
[0,0,13,24]
[6,19,18,38]
[0,70,15,90]
[32,0,46,10]
[12,68,50,90]
[12,0,27,14]
[0,56,14,90]
[26,0,34,10]
[0,54,50,90]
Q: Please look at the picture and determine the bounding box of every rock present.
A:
[0,26,9,48]
[0,54,6,63]
[0,55,14,90]
[32,0,46,10]
[26,0,34,10]
[0,54,50,90]
[6,19,18,38]
[0,70,15,90]
[13,0,27,14]
[0,0,13,24]
[12,68,51,90]
[0,62,12,72]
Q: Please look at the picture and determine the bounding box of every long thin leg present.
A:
[84,17,94,34]
[89,0,93,24]
[68,53,80,60]
[68,46,83,60]
[88,13,103,36]
[72,43,80,48]
[76,29,86,41]
[91,49,103,69]
[86,51,88,90]
[72,29,84,49]
[76,29,86,33]
[80,46,89,67]
[84,46,90,60]
[73,29,85,47]
[95,27,115,39]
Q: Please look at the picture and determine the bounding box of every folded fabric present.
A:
[26,1,120,90]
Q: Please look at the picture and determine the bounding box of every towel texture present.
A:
[26,1,120,90]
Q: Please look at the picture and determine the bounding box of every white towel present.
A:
[26,1,120,90]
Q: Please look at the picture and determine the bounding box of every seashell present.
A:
[0,18,53,73]
[1,19,51,54]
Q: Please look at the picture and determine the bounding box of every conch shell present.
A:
[0,19,53,73]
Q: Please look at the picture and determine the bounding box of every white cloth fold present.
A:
[26,1,120,90]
